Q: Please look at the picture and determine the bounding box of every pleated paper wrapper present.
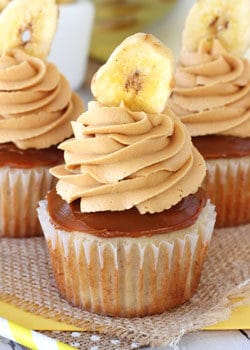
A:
[0,166,56,238]
[204,156,250,228]
[38,200,216,317]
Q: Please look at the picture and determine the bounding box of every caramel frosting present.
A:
[169,39,250,138]
[0,49,84,150]
[51,101,206,214]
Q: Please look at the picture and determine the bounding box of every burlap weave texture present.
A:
[0,225,250,349]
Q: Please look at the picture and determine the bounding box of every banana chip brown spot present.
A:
[209,15,229,35]
[209,15,219,35]
[125,70,143,94]
[209,16,219,28]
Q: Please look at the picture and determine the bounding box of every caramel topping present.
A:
[0,142,63,168]
[193,135,250,159]
[47,188,207,238]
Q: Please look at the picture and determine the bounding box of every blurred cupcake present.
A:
[0,0,84,237]
[169,0,250,227]
[90,0,176,62]
[38,33,216,317]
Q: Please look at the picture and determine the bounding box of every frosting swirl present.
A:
[51,101,206,214]
[169,39,250,138]
[0,49,84,149]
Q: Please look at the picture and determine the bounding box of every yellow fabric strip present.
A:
[205,306,250,330]
[0,301,85,331]
[9,322,38,350]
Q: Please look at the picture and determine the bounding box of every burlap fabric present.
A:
[0,225,250,349]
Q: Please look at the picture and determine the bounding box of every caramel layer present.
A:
[193,135,250,160]
[0,142,63,168]
[47,188,207,238]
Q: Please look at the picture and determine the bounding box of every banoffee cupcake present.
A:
[38,33,216,317]
[0,0,84,237]
[169,0,250,228]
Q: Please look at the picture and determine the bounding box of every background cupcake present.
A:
[38,33,216,317]
[0,0,84,237]
[169,0,250,227]
[90,0,176,62]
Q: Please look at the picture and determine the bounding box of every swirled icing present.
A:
[0,49,83,149]
[169,39,250,137]
[51,101,206,214]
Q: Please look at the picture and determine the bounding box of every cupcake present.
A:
[90,0,176,62]
[0,0,84,237]
[38,33,216,317]
[169,0,250,228]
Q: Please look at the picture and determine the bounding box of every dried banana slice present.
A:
[91,33,174,114]
[182,0,250,56]
[0,0,58,59]
[0,0,11,12]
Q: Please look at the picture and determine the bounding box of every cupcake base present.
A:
[38,200,216,317]
[0,166,56,238]
[204,156,250,228]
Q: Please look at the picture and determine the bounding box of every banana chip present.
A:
[182,0,250,56]
[0,0,58,59]
[91,33,174,114]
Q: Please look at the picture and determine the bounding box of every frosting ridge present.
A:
[51,101,206,214]
[0,49,84,149]
[169,39,250,137]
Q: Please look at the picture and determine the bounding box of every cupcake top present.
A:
[169,39,250,138]
[51,33,206,214]
[0,0,84,150]
[0,50,83,149]
[169,0,250,138]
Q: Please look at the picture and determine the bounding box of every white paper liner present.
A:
[204,156,250,227]
[38,200,216,317]
[0,166,56,237]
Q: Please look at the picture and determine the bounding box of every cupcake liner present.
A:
[204,156,250,228]
[0,166,56,238]
[38,199,216,317]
